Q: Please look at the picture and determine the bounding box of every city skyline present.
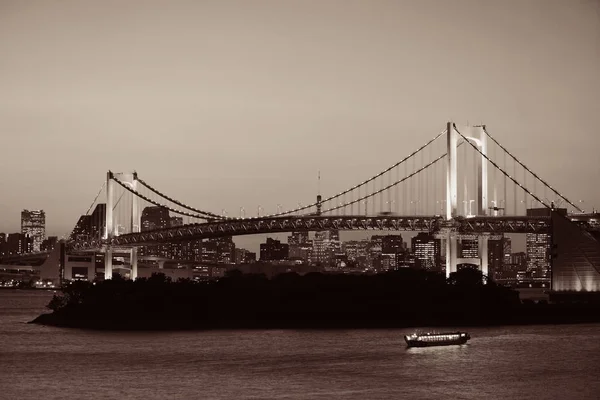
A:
[1,0,599,253]
[1,3,599,399]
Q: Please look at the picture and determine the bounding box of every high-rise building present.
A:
[167,217,185,259]
[90,204,106,239]
[526,233,550,279]
[141,206,170,231]
[235,248,256,264]
[140,206,171,257]
[459,239,478,258]
[510,252,527,271]
[381,235,404,254]
[381,235,405,269]
[21,210,45,252]
[311,231,328,264]
[343,240,369,261]
[411,232,441,270]
[488,238,505,280]
[329,230,341,251]
[201,240,218,263]
[72,204,106,240]
[503,237,512,265]
[368,235,384,271]
[41,236,58,252]
[260,238,289,261]
[526,208,567,281]
[288,231,312,262]
[288,231,309,245]
[71,215,92,240]
[311,230,341,265]
[6,233,33,255]
[213,236,236,264]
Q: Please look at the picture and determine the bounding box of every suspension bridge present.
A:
[9,122,600,293]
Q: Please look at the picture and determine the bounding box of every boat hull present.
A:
[404,337,469,347]
[404,331,471,347]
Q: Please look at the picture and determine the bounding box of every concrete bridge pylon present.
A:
[445,122,489,279]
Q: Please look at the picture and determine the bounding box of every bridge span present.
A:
[12,122,597,294]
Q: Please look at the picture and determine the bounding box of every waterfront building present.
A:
[71,215,92,240]
[90,204,106,239]
[411,232,441,270]
[488,237,505,281]
[381,235,405,269]
[213,236,236,264]
[260,238,289,261]
[311,230,341,265]
[288,232,312,263]
[459,239,478,259]
[140,206,171,258]
[21,209,45,252]
[141,206,170,231]
[503,237,512,264]
[41,236,58,252]
[526,208,567,281]
[234,248,256,264]
[6,233,33,255]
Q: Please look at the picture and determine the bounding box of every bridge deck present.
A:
[95,215,551,247]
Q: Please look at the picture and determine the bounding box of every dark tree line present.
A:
[36,268,519,329]
[34,267,599,329]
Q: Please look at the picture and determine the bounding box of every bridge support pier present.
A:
[130,247,138,280]
[104,246,113,280]
[445,234,458,278]
[478,236,489,279]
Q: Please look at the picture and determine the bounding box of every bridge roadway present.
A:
[97,214,551,248]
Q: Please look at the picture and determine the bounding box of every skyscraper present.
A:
[459,239,478,258]
[526,208,567,281]
[488,238,505,280]
[71,215,92,240]
[21,210,45,252]
[140,206,171,257]
[503,237,512,265]
[90,204,106,239]
[381,235,405,269]
[213,236,236,264]
[288,231,312,262]
[412,232,441,270]
[311,230,341,265]
[41,236,58,252]
[141,206,170,231]
[260,238,289,262]
[343,240,370,268]
[6,233,33,255]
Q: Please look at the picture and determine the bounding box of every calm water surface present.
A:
[0,290,598,400]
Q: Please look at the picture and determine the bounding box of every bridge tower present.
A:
[445,122,489,278]
[130,172,140,280]
[105,171,114,279]
[104,171,140,280]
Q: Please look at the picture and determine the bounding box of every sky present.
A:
[1,0,599,252]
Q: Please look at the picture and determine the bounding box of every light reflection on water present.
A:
[0,290,598,400]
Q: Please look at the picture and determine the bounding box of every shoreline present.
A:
[29,269,600,332]
[30,306,600,331]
